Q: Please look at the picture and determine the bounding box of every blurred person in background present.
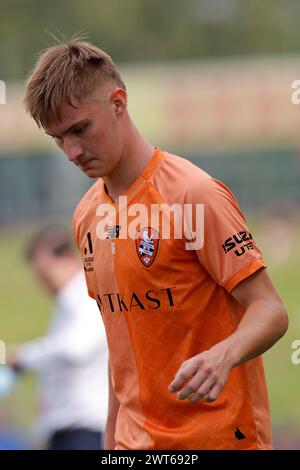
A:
[23,40,288,450]
[7,225,108,450]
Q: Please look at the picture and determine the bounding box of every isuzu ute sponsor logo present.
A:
[222,231,254,257]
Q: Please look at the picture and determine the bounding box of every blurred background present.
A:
[0,0,300,449]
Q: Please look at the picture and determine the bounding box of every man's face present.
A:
[45,84,126,179]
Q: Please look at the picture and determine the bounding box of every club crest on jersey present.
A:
[135,227,159,267]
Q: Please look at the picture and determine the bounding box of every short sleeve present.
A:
[188,177,266,292]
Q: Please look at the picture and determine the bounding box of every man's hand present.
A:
[169,268,288,404]
[168,342,234,403]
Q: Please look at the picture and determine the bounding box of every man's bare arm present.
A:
[168,268,288,403]
[223,268,288,366]
[104,361,120,450]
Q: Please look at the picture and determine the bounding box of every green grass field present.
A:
[0,220,299,443]
[0,227,51,436]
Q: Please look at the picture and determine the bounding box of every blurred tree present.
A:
[0,0,300,80]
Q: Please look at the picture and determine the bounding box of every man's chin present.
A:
[82,167,102,179]
[83,170,99,179]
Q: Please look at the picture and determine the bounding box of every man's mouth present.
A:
[75,157,91,167]
[80,160,91,166]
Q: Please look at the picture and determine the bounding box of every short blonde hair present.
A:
[24,40,126,128]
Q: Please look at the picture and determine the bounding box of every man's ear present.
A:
[110,88,127,116]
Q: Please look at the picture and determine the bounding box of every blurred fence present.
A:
[2,55,300,224]
[0,153,90,224]
[0,146,299,224]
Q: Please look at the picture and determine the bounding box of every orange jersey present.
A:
[73,147,272,450]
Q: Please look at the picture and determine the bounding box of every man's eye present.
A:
[73,126,87,136]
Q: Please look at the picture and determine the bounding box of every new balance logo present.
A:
[106,225,121,239]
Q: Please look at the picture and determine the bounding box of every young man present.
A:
[24,41,288,450]
[8,225,108,450]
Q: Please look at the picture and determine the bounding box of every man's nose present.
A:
[63,137,84,162]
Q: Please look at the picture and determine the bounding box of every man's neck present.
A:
[103,123,155,202]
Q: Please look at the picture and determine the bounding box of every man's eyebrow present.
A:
[46,119,89,138]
